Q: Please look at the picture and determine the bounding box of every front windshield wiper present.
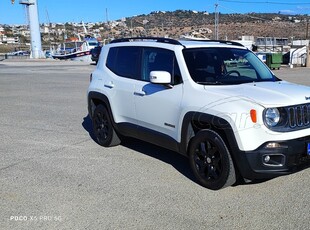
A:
[196,81,223,85]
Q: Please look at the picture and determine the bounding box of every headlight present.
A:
[265,108,280,127]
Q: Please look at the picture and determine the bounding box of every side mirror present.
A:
[149,71,171,84]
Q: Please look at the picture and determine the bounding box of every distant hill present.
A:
[117,11,309,40]
[1,10,309,51]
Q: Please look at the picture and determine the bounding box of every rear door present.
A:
[105,46,140,124]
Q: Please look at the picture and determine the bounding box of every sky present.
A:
[1,0,310,25]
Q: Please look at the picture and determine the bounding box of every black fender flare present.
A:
[180,111,254,178]
[179,112,235,153]
[88,91,114,122]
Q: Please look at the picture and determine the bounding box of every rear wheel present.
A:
[92,104,121,147]
[188,129,236,190]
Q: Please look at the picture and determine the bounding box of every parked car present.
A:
[7,50,30,56]
[45,50,52,58]
[87,37,310,190]
[91,46,102,64]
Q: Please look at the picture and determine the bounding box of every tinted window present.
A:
[106,46,140,79]
[141,47,182,85]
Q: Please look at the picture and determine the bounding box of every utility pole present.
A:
[306,18,309,40]
[45,9,52,51]
[106,8,109,24]
[214,0,219,40]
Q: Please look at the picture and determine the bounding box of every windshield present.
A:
[183,48,279,85]
[89,42,99,46]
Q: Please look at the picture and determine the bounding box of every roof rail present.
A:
[208,40,244,47]
[181,38,244,47]
[110,37,183,45]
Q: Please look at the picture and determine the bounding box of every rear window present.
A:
[106,46,140,79]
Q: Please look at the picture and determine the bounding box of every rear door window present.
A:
[106,46,140,80]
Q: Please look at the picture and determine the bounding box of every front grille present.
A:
[287,104,310,128]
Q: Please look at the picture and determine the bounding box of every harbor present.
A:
[1,1,310,229]
[0,58,309,229]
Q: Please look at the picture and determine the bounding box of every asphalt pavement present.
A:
[0,59,309,230]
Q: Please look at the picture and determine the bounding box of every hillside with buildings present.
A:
[0,10,309,53]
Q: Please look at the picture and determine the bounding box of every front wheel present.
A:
[92,104,121,147]
[188,129,236,190]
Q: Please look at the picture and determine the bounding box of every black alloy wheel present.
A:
[92,104,120,147]
[189,129,236,190]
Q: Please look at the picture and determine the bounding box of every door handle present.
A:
[134,90,146,96]
[104,82,114,89]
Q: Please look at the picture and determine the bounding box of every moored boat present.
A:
[52,36,99,61]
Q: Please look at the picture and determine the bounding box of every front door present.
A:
[134,47,183,141]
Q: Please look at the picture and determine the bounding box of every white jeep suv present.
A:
[87,37,310,190]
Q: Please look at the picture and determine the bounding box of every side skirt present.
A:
[117,123,180,153]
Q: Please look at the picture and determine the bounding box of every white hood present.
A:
[206,81,310,108]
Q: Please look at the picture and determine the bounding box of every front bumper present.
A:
[236,136,310,180]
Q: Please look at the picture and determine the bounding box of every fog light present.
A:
[262,154,286,166]
[264,155,271,163]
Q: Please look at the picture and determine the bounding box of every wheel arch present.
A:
[88,91,121,131]
[180,112,240,160]
[180,112,258,180]
[88,91,112,119]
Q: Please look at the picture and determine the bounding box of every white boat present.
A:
[52,36,99,62]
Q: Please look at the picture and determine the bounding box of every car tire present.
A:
[188,129,236,190]
[92,104,121,147]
